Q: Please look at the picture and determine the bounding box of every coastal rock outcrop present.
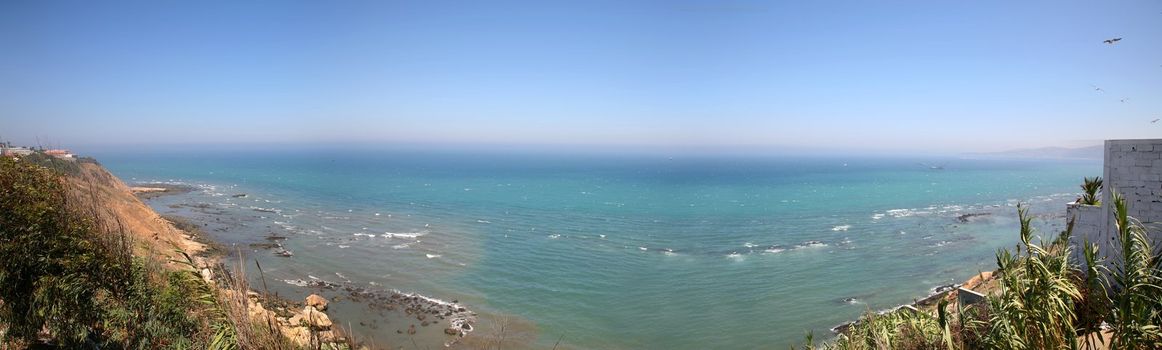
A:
[200,268,213,284]
[271,294,344,347]
[302,305,333,329]
[956,212,991,223]
[306,293,329,311]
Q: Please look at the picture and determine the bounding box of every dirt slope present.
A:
[64,162,205,260]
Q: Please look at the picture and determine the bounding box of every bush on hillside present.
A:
[0,156,108,345]
[0,157,226,348]
[15,151,82,176]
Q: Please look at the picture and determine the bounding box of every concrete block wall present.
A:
[1067,203,1103,240]
[1069,139,1162,265]
[1066,203,1103,264]
[1101,139,1162,230]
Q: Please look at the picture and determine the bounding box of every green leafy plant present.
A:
[804,197,1162,350]
[1104,191,1162,349]
[1080,176,1103,206]
[974,204,1081,350]
[0,157,243,348]
[0,157,107,346]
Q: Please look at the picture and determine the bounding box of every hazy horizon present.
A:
[2,1,1160,154]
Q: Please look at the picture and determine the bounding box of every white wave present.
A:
[832,225,851,231]
[886,209,925,218]
[283,279,310,287]
[353,233,377,238]
[939,205,964,213]
[764,247,786,254]
[392,243,412,249]
[383,231,426,239]
[387,291,476,339]
[599,234,607,239]
[726,252,744,260]
[663,249,677,256]
[871,213,885,220]
[335,272,348,280]
[743,242,757,248]
[476,219,491,224]
[426,254,441,259]
[547,234,561,239]
[338,245,350,249]
[249,206,281,214]
[638,247,648,251]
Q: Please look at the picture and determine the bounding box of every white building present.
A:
[0,146,34,157]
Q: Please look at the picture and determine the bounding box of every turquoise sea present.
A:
[95,148,1098,349]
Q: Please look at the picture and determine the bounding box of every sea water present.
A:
[94,148,1098,349]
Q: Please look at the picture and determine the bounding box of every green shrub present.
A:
[0,156,108,346]
[0,157,235,348]
[14,151,82,176]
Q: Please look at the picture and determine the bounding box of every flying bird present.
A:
[1103,37,1122,44]
[1120,98,1130,103]
[1090,85,1104,93]
[1152,118,1159,123]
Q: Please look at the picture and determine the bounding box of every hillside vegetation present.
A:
[0,157,332,349]
[807,192,1162,349]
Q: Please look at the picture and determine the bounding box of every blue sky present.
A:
[1,0,1160,153]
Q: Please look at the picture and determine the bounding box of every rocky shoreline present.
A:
[830,271,995,335]
[136,182,480,348]
[283,277,478,346]
[129,182,195,199]
[175,226,357,348]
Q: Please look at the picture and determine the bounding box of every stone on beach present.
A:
[289,314,304,326]
[306,294,328,311]
[303,306,333,329]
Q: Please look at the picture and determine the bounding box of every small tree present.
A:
[1079,176,1103,206]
